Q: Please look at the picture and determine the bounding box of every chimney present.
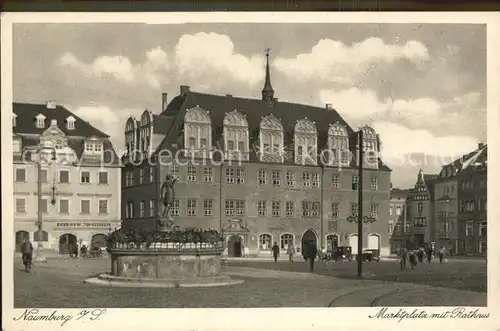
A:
[46,101,56,109]
[162,93,168,112]
[478,143,485,149]
[325,103,332,110]
[180,85,190,95]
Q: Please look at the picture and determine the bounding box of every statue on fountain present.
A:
[158,174,178,231]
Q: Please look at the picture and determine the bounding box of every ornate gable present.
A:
[294,118,317,134]
[260,113,283,131]
[223,110,248,127]
[185,105,211,124]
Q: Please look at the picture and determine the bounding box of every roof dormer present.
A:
[35,114,46,128]
[66,115,76,130]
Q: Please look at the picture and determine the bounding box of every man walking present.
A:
[21,237,34,272]
[272,242,280,263]
[306,241,318,272]
[438,246,446,264]
[287,243,296,262]
[399,247,408,270]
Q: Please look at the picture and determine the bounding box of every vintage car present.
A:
[361,249,381,262]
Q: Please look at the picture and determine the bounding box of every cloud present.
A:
[174,32,265,87]
[58,47,170,88]
[373,121,479,168]
[71,105,144,152]
[273,37,429,85]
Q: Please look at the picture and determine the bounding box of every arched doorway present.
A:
[349,234,359,255]
[227,235,242,257]
[367,234,380,251]
[15,231,29,252]
[301,229,318,253]
[59,233,77,254]
[326,234,339,252]
[258,233,272,251]
[91,233,107,248]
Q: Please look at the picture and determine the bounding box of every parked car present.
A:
[361,249,380,262]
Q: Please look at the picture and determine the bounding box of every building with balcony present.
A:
[13,102,121,254]
[388,188,410,254]
[121,52,393,258]
[435,143,487,256]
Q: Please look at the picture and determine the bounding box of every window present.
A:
[187,199,197,216]
[280,234,294,250]
[271,201,281,217]
[466,222,474,236]
[235,200,245,216]
[370,204,378,219]
[85,143,93,152]
[99,200,108,214]
[203,167,213,183]
[59,199,70,214]
[466,201,475,212]
[311,173,320,188]
[479,222,487,237]
[258,201,267,217]
[331,203,339,219]
[404,223,410,233]
[188,137,196,149]
[203,199,213,216]
[81,171,91,183]
[417,203,424,213]
[67,118,75,130]
[371,176,378,191]
[388,222,394,234]
[235,168,245,184]
[286,171,295,187]
[126,201,134,219]
[13,139,21,153]
[258,169,268,185]
[149,167,156,182]
[139,169,144,184]
[36,115,45,128]
[332,174,340,189]
[139,200,145,217]
[200,138,207,149]
[94,144,102,153]
[187,165,197,182]
[59,170,69,184]
[15,198,26,213]
[98,171,108,185]
[171,199,180,216]
[389,204,393,216]
[225,168,235,183]
[237,141,244,151]
[352,176,359,190]
[15,168,26,182]
[125,171,134,186]
[225,200,235,216]
[413,217,427,227]
[442,221,450,232]
[259,234,272,250]
[149,200,156,217]
[170,165,179,178]
[302,172,311,187]
[80,200,90,214]
[302,201,320,217]
[227,140,234,150]
[272,170,281,186]
[285,201,294,217]
[351,203,358,217]
[396,205,402,215]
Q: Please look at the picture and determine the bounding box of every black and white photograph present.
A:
[2,12,498,331]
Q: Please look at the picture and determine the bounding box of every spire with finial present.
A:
[262,48,275,102]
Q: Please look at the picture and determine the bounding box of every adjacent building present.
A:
[121,52,393,257]
[13,102,122,253]
[388,188,409,254]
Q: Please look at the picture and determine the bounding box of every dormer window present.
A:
[13,113,17,127]
[13,138,22,153]
[66,116,75,130]
[259,114,284,163]
[223,110,249,161]
[184,106,213,159]
[85,139,103,154]
[36,114,46,128]
[294,118,318,165]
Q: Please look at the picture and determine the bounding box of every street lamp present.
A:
[29,145,57,263]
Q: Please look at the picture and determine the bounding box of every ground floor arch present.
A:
[91,233,107,248]
[301,228,318,253]
[349,234,359,255]
[367,234,381,251]
[227,235,243,257]
[258,233,272,251]
[15,230,29,252]
[280,233,294,250]
[59,233,77,254]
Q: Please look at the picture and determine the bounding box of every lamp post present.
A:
[31,146,57,263]
[357,129,363,278]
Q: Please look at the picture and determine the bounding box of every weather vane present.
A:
[265,48,271,56]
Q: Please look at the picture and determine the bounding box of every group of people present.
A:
[399,245,447,270]
[270,240,318,271]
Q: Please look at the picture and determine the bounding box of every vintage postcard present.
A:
[1,12,499,331]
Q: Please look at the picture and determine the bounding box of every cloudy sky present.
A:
[13,23,486,188]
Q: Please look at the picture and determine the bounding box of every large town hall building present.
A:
[121,53,392,257]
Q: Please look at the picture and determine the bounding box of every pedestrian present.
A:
[417,247,424,263]
[306,241,318,272]
[408,250,416,269]
[21,237,34,272]
[427,246,433,264]
[399,247,407,270]
[272,242,280,263]
[287,243,296,262]
[438,246,446,264]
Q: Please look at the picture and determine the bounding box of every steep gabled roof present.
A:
[13,102,109,138]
